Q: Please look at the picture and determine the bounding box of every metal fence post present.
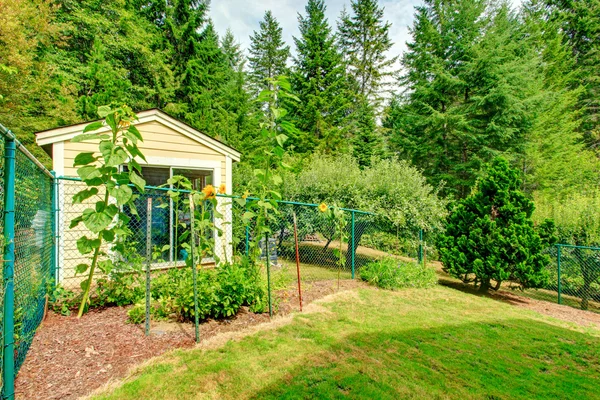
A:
[145,198,152,336]
[351,211,355,279]
[51,171,59,285]
[418,229,424,265]
[2,137,16,400]
[557,245,562,305]
[189,194,200,343]
[244,201,250,257]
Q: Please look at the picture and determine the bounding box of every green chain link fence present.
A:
[539,244,600,312]
[1,123,55,399]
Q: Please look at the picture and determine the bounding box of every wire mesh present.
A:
[556,245,600,312]
[12,148,54,372]
[0,133,4,387]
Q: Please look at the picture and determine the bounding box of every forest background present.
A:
[2,0,599,241]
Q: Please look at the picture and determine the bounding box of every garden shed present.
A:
[35,108,240,288]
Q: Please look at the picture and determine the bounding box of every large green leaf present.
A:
[106,147,129,167]
[76,236,100,254]
[73,152,98,167]
[83,121,104,133]
[73,187,99,204]
[99,141,114,159]
[129,171,146,192]
[110,185,133,206]
[97,105,112,118]
[83,211,113,233]
[77,165,102,181]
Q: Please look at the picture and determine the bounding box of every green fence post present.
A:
[265,233,272,318]
[51,171,59,285]
[189,194,200,343]
[2,137,16,400]
[557,245,562,305]
[244,202,250,257]
[418,229,424,265]
[145,198,152,337]
[351,211,355,279]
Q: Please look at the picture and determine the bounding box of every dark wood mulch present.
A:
[14,279,364,400]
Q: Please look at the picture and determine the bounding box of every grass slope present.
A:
[94,286,600,400]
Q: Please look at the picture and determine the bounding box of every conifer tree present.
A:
[338,0,397,108]
[392,0,542,197]
[543,0,600,157]
[438,158,551,292]
[291,0,349,153]
[248,11,290,92]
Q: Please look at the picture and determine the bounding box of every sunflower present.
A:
[242,190,251,200]
[218,183,226,194]
[318,203,328,213]
[201,184,216,199]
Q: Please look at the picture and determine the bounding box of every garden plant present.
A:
[69,105,147,317]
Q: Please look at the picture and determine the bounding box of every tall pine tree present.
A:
[338,0,397,108]
[248,11,290,93]
[391,0,542,197]
[291,0,349,153]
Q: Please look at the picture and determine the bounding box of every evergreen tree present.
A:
[438,158,551,292]
[392,0,542,197]
[543,0,600,157]
[520,0,600,196]
[338,0,397,108]
[181,21,230,138]
[248,11,290,92]
[352,100,383,166]
[290,0,349,153]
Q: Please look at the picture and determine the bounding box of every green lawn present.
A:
[94,286,600,400]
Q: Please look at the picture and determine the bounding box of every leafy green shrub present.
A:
[360,258,437,290]
[94,272,145,307]
[127,303,145,324]
[48,284,79,316]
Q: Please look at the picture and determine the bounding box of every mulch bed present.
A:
[15,279,364,400]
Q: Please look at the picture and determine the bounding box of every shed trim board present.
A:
[36,109,241,162]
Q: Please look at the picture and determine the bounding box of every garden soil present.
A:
[14,279,364,400]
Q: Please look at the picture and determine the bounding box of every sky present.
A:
[209,0,423,63]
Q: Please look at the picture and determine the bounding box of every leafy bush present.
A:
[127,303,145,324]
[141,257,268,322]
[360,258,437,290]
[48,284,79,316]
[94,272,145,307]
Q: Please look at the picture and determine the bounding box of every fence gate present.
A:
[1,123,56,400]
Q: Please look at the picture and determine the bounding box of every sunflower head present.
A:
[318,203,328,213]
[201,184,217,199]
[218,183,226,194]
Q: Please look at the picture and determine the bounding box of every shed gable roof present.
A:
[35,109,241,162]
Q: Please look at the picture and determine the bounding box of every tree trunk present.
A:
[479,279,491,293]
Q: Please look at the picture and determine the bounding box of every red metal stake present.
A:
[293,212,303,311]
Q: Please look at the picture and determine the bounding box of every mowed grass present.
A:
[94,286,600,400]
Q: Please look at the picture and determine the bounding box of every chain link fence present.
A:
[1,124,55,399]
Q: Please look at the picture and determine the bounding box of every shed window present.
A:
[122,165,215,265]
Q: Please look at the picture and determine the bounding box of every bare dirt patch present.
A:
[15,279,365,400]
[492,289,600,330]
[438,276,600,330]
